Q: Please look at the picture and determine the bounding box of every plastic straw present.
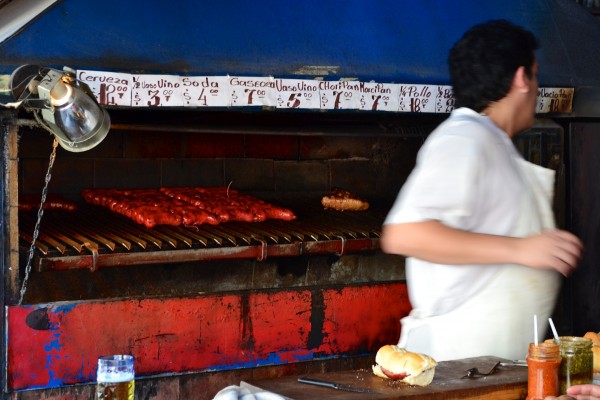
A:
[549,318,560,343]
[534,314,538,345]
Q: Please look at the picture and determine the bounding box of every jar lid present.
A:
[545,336,593,351]
[529,342,560,359]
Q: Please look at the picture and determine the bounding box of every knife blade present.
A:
[298,377,380,394]
[499,359,528,367]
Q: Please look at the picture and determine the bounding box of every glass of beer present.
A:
[96,355,135,400]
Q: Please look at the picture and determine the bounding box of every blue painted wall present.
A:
[1,0,599,88]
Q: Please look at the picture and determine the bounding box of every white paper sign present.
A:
[434,85,455,113]
[357,82,400,112]
[536,87,574,114]
[229,76,277,107]
[399,84,436,113]
[77,70,132,106]
[131,74,184,107]
[181,76,230,107]
[275,79,320,109]
[319,81,361,110]
[75,68,575,115]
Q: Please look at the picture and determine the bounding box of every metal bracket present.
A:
[336,235,346,256]
[83,242,99,272]
[255,237,267,262]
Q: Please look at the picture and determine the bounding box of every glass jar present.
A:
[527,341,561,400]
[546,336,593,394]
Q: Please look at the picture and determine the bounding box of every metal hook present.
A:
[255,237,267,262]
[83,242,99,272]
[336,235,346,256]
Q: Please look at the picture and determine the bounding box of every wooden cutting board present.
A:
[249,356,528,399]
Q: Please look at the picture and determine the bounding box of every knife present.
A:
[499,360,528,367]
[298,377,380,394]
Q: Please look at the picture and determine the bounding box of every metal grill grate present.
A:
[19,198,384,272]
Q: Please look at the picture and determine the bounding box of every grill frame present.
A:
[20,200,384,272]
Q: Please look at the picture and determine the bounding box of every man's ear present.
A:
[513,66,531,93]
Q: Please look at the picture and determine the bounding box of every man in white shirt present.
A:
[381,20,582,361]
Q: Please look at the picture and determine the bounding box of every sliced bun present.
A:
[371,345,437,386]
[584,331,600,345]
[584,332,600,373]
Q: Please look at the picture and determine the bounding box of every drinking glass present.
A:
[96,355,135,400]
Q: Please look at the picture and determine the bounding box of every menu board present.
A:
[131,74,184,107]
[319,81,360,110]
[435,86,455,113]
[357,82,401,112]
[229,76,277,107]
[181,76,230,107]
[399,84,436,113]
[76,70,132,107]
[536,88,574,114]
[76,69,574,114]
[275,79,320,109]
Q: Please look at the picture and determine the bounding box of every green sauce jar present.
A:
[546,336,593,394]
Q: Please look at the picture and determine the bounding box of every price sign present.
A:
[435,85,455,113]
[72,67,577,116]
[77,70,132,106]
[181,76,230,107]
[131,74,184,107]
[275,79,320,109]
[320,81,361,110]
[536,88,574,113]
[229,76,277,107]
[399,84,436,113]
[357,82,400,112]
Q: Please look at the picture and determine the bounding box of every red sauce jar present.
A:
[527,341,562,400]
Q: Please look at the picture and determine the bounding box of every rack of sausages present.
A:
[18,194,78,212]
[81,186,296,229]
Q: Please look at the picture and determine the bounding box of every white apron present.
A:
[398,159,561,361]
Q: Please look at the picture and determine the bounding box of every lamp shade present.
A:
[38,69,110,152]
[9,65,111,152]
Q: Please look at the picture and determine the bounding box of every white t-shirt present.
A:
[384,107,557,318]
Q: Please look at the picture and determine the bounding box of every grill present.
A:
[5,108,413,394]
[20,198,384,272]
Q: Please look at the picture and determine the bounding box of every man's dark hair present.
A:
[448,19,539,112]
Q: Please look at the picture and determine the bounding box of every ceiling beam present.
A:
[0,0,60,45]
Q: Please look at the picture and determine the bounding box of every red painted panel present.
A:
[6,283,410,390]
[248,291,313,363]
[319,285,410,353]
[7,295,246,389]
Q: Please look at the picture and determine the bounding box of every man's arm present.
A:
[380,220,582,276]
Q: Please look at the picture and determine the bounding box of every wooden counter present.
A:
[249,356,528,399]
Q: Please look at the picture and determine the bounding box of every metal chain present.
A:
[18,136,58,305]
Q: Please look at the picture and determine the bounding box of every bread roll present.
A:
[584,331,600,373]
[371,345,437,386]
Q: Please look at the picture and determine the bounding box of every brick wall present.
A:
[18,126,425,208]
